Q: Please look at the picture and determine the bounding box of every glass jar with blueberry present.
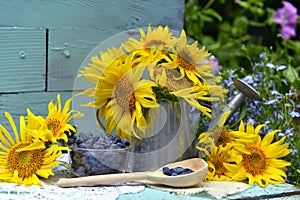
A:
[67,132,131,176]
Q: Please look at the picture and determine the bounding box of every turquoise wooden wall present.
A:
[0,0,185,131]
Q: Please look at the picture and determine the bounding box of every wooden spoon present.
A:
[57,158,208,188]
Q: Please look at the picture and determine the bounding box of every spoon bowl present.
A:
[57,158,208,188]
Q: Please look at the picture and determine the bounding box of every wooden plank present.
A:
[228,183,300,200]
[118,184,300,200]
[0,0,184,91]
[48,27,169,91]
[0,91,101,134]
[0,0,184,31]
[0,92,71,132]
[0,27,46,92]
[47,28,112,91]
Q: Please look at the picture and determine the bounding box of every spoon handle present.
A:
[57,172,149,187]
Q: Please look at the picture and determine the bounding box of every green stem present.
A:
[204,0,215,9]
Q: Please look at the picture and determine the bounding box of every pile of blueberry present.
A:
[67,132,130,149]
[162,166,194,176]
[67,132,131,176]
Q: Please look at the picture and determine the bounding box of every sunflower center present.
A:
[114,76,136,113]
[242,146,267,175]
[144,40,167,50]
[154,65,191,92]
[8,143,44,178]
[210,156,227,176]
[177,55,195,71]
[216,130,231,147]
[47,118,62,136]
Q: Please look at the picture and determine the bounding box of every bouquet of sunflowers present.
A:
[77,25,227,141]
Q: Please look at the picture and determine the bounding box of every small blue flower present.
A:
[287,90,297,97]
[288,109,300,118]
[278,128,294,137]
[264,117,275,124]
[276,65,287,71]
[247,118,257,125]
[241,75,254,85]
[259,52,266,59]
[274,111,284,120]
[264,99,278,105]
[254,61,264,68]
[254,72,263,80]
[282,79,288,86]
[247,101,262,115]
[266,63,276,69]
[291,148,297,156]
[262,125,273,133]
[271,90,280,96]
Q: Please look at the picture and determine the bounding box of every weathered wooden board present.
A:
[47,28,111,91]
[0,0,184,30]
[0,92,72,132]
[0,0,185,91]
[0,0,185,131]
[0,27,46,92]
[118,184,300,200]
[0,91,101,134]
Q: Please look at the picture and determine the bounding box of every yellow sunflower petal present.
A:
[16,140,45,152]
[4,112,20,143]
[36,168,54,178]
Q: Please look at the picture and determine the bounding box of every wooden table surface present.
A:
[118,183,300,200]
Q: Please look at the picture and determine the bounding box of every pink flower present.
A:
[273,1,298,39]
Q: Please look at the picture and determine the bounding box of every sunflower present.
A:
[151,64,218,117]
[213,121,258,149]
[166,30,214,85]
[38,94,83,143]
[197,111,232,154]
[228,122,292,187]
[77,46,127,98]
[205,144,242,181]
[0,112,65,186]
[93,54,159,140]
[122,25,176,65]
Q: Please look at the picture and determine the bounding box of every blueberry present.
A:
[181,168,194,175]
[76,138,83,145]
[112,136,122,144]
[97,137,104,142]
[67,137,76,145]
[70,132,131,176]
[79,132,93,142]
[110,143,119,149]
[162,166,194,176]
[175,167,184,174]
[116,143,126,148]
[84,139,94,148]
[121,138,130,146]
[78,143,86,148]
[162,167,172,176]
[93,142,105,149]
[171,171,178,176]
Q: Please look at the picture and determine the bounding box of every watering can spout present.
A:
[226,77,262,120]
[210,77,262,130]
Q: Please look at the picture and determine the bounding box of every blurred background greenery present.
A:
[184,0,300,89]
[184,0,300,186]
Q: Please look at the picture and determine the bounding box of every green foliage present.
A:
[184,0,300,89]
[185,0,300,186]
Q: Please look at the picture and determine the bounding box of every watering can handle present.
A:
[96,108,106,130]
